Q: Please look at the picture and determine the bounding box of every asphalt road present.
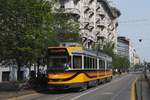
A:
[9,73,141,100]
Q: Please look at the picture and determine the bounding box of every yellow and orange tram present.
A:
[47,43,112,90]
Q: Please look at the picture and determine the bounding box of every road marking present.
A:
[70,74,130,100]
[130,78,137,100]
[101,92,113,95]
[53,94,72,100]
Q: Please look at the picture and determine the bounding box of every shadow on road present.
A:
[35,88,81,94]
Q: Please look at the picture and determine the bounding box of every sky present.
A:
[113,0,150,62]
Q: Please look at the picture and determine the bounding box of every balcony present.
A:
[96,19,100,24]
[80,22,90,30]
[80,17,92,23]
[84,6,90,13]
[95,28,105,38]
[108,24,115,31]
[65,8,80,15]
[84,0,94,5]
[96,35,106,42]
[73,0,80,4]
[88,10,94,18]
[96,13,105,20]
[96,8,105,14]
[96,21,106,29]
[89,0,94,4]
[81,22,94,31]
[88,25,94,31]
[96,31,100,37]
[81,29,89,34]
[80,30,89,39]
[96,6,101,11]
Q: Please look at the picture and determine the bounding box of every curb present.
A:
[130,78,137,100]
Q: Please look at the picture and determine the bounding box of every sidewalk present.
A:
[141,78,150,100]
[113,72,128,79]
[135,73,150,100]
[0,90,37,100]
[142,73,150,100]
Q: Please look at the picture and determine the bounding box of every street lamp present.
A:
[138,39,142,42]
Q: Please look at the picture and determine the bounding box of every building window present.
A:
[2,71,10,81]
[18,71,24,80]
[60,0,65,9]
[60,5,65,8]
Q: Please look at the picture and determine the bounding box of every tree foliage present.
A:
[0,0,53,63]
[112,55,130,70]
[0,0,54,80]
[49,12,80,46]
[97,40,130,70]
[0,0,80,79]
[102,40,115,56]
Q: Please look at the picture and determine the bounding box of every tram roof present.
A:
[48,46,112,61]
[72,49,112,61]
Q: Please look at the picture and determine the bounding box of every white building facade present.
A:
[56,0,120,50]
[0,63,47,82]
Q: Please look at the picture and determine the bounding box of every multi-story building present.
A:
[55,0,120,50]
[117,36,140,67]
[133,54,140,65]
[117,36,130,59]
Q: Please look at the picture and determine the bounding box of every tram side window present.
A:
[89,57,93,69]
[99,60,105,69]
[89,57,92,69]
[94,58,97,69]
[92,58,95,69]
[107,61,112,69]
[84,56,87,68]
[91,58,95,69]
[91,58,93,69]
[84,56,90,69]
[73,56,82,69]
[87,57,90,68]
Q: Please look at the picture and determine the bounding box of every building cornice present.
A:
[97,0,121,19]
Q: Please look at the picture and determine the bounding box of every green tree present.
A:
[0,0,53,80]
[50,12,80,46]
[112,55,130,71]
[102,41,115,56]
[0,0,80,80]
[96,40,130,71]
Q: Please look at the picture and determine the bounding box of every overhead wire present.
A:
[119,18,149,24]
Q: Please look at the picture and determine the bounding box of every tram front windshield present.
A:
[47,48,70,72]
